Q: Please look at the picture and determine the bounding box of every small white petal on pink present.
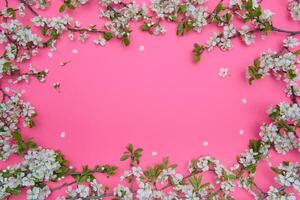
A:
[151,151,158,156]
[72,49,78,54]
[239,129,244,135]
[139,45,145,52]
[60,131,66,138]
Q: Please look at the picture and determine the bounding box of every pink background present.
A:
[2,0,300,199]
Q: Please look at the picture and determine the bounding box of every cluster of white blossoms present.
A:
[185,3,208,32]
[0,19,42,62]
[239,25,255,46]
[260,123,299,154]
[26,0,51,10]
[258,103,300,154]
[284,36,299,48]
[203,0,275,56]
[276,103,300,122]
[0,148,65,199]
[99,1,147,39]
[23,149,62,181]
[56,179,105,200]
[1,20,42,48]
[0,92,36,160]
[188,156,236,198]
[0,18,50,82]
[151,0,180,19]
[288,0,300,21]
[263,161,300,199]
[272,52,299,81]
[27,186,51,200]
[32,15,72,34]
[10,64,49,84]
[274,162,300,191]
[238,148,260,170]
[112,156,236,199]
[247,37,300,96]
[229,0,258,8]
[0,57,19,79]
[206,24,237,51]
[113,184,133,200]
[266,186,296,200]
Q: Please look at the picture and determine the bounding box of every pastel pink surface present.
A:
[2,0,300,199]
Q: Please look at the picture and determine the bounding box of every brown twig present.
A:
[291,86,299,105]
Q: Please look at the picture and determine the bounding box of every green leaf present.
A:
[41,26,47,36]
[287,70,297,80]
[59,4,66,13]
[6,8,16,19]
[189,176,202,190]
[262,22,272,34]
[177,22,184,36]
[246,164,256,174]
[283,161,290,166]
[103,32,113,41]
[223,13,232,24]
[24,140,37,149]
[127,144,133,152]
[247,65,262,84]
[253,6,262,17]
[246,0,253,11]
[6,187,21,195]
[225,174,236,180]
[120,154,130,161]
[294,49,300,55]
[66,2,75,10]
[140,23,150,31]
[254,58,260,67]
[249,140,261,152]
[276,120,294,132]
[185,20,194,32]
[178,4,187,14]
[122,36,130,46]
[215,3,224,14]
[271,167,281,174]
[134,148,143,154]
[269,108,280,120]
[192,43,204,63]
[12,131,23,144]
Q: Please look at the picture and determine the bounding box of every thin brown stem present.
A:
[291,86,299,105]
[51,181,76,192]
[0,88,11,102]
[20,0,39,16]
[66,26,105,34]
[257,186,287,200]
[272,26,300,35]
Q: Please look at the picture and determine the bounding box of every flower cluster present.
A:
[265,161,300,199]
[1,19,43,61]
[100,1,147,41]
[266,186,296,200]
[57,179,105,199]
[0,148,68,199]
[274,162,300,191]
[257,103,300,154]
[0,91,36,160]
[247,36,300,97]
[27,0,50,10]
[288,0,300,21]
